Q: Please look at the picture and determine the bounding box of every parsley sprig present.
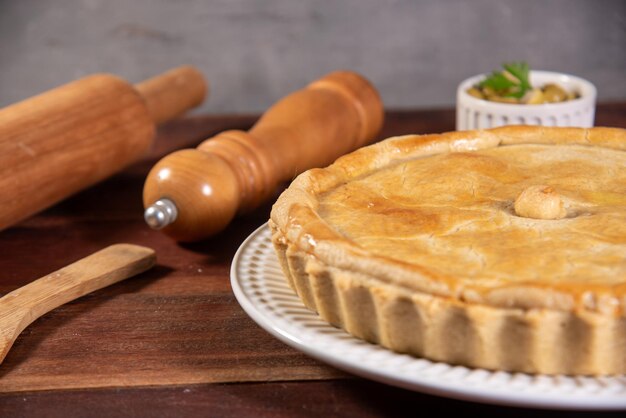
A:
[478,62,532,99]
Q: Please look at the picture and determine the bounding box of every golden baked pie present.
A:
[269,126,626,376]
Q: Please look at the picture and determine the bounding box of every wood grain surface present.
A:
[0,106,624,416]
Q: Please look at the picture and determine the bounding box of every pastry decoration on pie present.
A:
[269,125,626,376]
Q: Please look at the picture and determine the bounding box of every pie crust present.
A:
[269,126,626,376]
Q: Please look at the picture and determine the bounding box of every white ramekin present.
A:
[456,70,596,130]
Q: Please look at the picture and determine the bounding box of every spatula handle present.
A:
[0,244,155,363]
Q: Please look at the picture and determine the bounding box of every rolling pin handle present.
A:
[144,198,178,230]
[135,66,208,125]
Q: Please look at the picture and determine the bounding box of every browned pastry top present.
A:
[271,126,626,315]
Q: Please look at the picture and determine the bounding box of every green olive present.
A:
[481,86,496,97]
[466,80,576,105]
[525,88,545,105]
[542,83,569,103]
[567,91,580,101]
[488,95,519,104]
[466,87,485,99]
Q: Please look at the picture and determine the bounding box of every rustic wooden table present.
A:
[1,105,625,417]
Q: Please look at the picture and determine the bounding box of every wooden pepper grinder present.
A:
[0,66,207,231]
[143,71,384,241]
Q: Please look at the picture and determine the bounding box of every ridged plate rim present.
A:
[230,223,626,411]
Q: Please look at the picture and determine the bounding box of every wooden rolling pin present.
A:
[143,71,384,241]
[0,66,207,231]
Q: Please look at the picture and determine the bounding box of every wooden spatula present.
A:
[0,243,156,364]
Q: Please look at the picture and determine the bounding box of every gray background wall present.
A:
[1,0,624,114]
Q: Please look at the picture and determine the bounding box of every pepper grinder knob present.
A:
[144,198,178,229]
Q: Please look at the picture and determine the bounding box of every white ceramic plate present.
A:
[230,223,626,411]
